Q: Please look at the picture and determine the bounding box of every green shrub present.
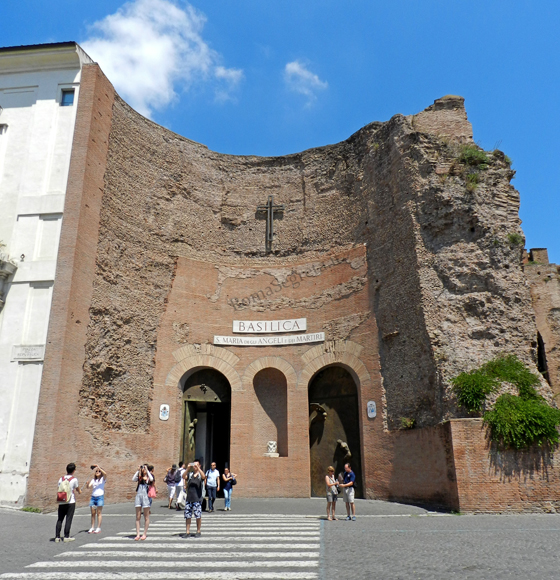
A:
[21,506,41,513]
[466,172,479,192]
[506,232,524,246]
[484,394,560,449]
[400,417,416,429]
[452,354,560,449]
[452,369,498,413]
[480,354,540,398]
[459,145,489,168]
[504,155,512,166]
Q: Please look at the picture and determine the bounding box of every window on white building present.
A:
[60,89,75,107]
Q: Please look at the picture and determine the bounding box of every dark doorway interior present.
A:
[308,365,362,498]
[181,369,231,480]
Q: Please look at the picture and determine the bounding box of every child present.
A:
[87,464,107,534]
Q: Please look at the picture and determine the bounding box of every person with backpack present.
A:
[133,464,153,540]
[174,461,186,510]
[55,462,81,542]
[164,464,178,509]
[222,467,237,511]
[86,464,107,534]
[205,462,220,512]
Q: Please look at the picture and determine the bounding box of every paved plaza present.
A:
[1,499,560,579]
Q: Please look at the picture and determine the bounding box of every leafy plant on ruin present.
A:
[452,354,560,449]
[458,144,489,169]
[506,232,523,246]
[451,368,497,413]
[466,172,479,192]
[400,417,416,430]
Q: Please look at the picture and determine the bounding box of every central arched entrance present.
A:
[181,368,231,473]
[308,365,362,498]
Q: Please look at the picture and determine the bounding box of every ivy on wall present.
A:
[452,354,560,449]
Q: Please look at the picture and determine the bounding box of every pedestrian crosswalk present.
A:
[0,514,322,580]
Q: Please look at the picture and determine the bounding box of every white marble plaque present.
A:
[214,332,324,346]
[159,404,170,421]
[367,401,377,418]
[233,318,307,333]
[11,344,45,361]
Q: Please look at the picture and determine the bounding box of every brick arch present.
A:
[300,341,371,391]
[242,356,297,390]
[165,354,241,392]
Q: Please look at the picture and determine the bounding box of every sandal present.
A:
[327,516,333,521]
[140,535,147,541]
[134,535,141,541]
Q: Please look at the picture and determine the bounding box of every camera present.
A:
[90,465,96,470]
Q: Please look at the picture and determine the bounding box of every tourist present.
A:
[183,459,206,537]
[164,464,178,509]
[55,462,81,542]
[205,461,220,512]
[87,464,107,534]
[339,463,356,521]
[222,467,237,511]
[325,466,339,521]
[133,464,153,540]
[174,461,186,510]
[147,464,157,511]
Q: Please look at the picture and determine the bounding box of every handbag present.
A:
[148,485,157,498]
[231,478,237,486]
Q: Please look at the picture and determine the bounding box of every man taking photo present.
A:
[183,460,206,537]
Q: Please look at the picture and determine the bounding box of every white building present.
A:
[0,42,92,505]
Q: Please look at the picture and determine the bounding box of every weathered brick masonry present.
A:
[27,66,559,512]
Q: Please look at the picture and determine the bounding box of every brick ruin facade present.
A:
[27,65,560,512]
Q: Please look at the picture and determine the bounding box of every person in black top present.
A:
[183,459,206,537]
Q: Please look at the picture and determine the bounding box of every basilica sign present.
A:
[214,332,325,346]
[233,318,306,333]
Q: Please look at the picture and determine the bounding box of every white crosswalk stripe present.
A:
[0,515,322,580]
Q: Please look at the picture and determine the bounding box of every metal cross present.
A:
[256,195,284,253]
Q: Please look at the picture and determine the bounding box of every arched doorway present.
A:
[181,369,231,474]
[308,365,362,498]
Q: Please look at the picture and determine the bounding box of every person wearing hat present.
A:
[164,464,178,509]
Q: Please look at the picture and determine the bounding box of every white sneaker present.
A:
[63,537,75,542]
[93,528,101,534]
[88,528,95,533]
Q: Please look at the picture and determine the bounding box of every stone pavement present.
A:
[1,499,560,579]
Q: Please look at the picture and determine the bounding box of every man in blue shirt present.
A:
[339,463,356,521]
[205,462,220,512]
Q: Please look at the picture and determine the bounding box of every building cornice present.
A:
[0,42,94,75]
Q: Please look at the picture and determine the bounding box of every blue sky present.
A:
[4,1,559,261]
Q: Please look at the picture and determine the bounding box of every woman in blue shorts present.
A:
[87,464,107,534]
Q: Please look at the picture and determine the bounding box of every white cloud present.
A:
[284,60,328,104]
[82,0,242,117]
[214,65,244,103]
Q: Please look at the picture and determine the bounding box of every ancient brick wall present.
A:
[26,71,557,511]
[27,64,116,507]
[450,419,560,513]
[524,250,560,395]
